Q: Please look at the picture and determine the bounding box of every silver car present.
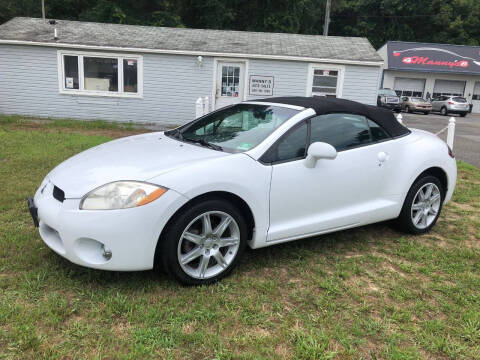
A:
[431,96,469,117]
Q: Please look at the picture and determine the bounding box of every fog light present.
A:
[102,245,112,260]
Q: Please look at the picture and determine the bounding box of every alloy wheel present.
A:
[177,211,240,279]
[411,183,441,229]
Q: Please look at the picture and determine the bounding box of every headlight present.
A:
[80,181,168,210]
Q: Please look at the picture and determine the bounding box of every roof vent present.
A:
[53,28,58,40]
[49,19,56,25]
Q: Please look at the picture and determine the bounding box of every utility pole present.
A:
[323,0,331,36]
[41,0,46,20]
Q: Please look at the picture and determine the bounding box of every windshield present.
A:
[452,97,467,103]
[411,98,425,102]
[168,104,299,152]
[378,89,398,97]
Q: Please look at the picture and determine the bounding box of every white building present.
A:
[378,41,480,113]
[0,17,383,125]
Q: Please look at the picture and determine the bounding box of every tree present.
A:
[1,0,479,48]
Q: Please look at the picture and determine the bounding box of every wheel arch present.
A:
[154,191,255,268]
[412,166,448,195]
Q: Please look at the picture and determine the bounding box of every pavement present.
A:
[399,112,480,168]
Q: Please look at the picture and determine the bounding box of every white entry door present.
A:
[215,62,245,109]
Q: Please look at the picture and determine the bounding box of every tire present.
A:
[424,111,430,115]
[395,175,445,234]
[460,112,467,117]
[405,105,410,113]
[159,198,247,285]
[440,107,448,116]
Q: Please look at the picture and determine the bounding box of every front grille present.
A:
[387,97,399,103]
[53,185,65,203]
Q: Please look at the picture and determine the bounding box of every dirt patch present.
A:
[274,343,292,359]
[253,326,271,338]
[450,201,477,212]
[112,321,132,337]
[464,239,480,249]
[182,321,196,335]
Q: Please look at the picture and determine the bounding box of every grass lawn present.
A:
[1,115,479,359]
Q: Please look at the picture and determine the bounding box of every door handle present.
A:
[377,151,389,162]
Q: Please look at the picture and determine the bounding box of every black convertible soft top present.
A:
[252,96,410,138]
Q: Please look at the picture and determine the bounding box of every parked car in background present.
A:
[431,96,469,117]
[27,97,457,285]
[401,97,432,115]
[377,88,402,112]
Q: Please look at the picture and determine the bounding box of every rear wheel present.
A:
[160,198,247,285]
[460,112,467,117]
[395,175,444,234]
[440,107,448,116]
[424,111,430,115]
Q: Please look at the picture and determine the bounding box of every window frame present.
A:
[306,63,345,98]
[57,50,143,98]
[260,113,393,165]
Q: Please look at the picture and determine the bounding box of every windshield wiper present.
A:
[183,137,223,151]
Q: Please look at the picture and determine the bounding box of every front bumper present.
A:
[381,103,402,111]
[32,181,188,271]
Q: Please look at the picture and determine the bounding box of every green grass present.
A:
[1,116,480,359]
[0,113,140,131]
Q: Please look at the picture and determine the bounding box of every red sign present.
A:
[400,56,469,69]
[387,42,480,74]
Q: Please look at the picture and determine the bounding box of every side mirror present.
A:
[304,142,337,168]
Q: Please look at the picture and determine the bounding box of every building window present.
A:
[58,51,143,97]
[307,64,344,98]
[64,55,79,90]
[433,92,462,98]
[395,90,423,98]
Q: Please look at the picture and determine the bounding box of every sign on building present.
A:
[387,42,480,74]
[249,75,274,96]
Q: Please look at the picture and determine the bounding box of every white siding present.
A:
[246,59,309,100]
[0,45,213,125]
[342,65,381,105]
[0,44,381,124]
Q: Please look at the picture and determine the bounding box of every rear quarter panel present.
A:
[393,129,457,208]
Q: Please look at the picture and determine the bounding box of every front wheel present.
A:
[424,111,430,115]
[395,175,445,234]
[160,198,247,285]
[440,107,448,116]
[460,112,467,117]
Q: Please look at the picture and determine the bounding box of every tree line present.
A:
[1,0,479,48]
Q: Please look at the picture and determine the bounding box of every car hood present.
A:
[48,132,228,198]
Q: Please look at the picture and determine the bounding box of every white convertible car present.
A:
[28,97,457,285]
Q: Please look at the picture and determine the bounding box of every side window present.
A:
[310,113,371,151]
[269,122,308,163]
[367,119,391,142]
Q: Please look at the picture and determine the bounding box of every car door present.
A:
[431,96,443,111]
[266,113,399,242]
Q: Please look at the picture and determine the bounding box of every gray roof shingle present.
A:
[0,17,382,62]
